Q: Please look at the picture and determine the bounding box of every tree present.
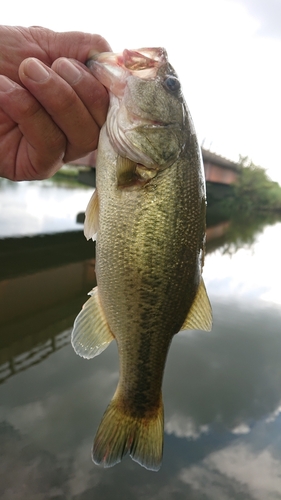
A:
[234,156,281,211]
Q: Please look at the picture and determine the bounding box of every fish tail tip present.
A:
[92,396,164,471]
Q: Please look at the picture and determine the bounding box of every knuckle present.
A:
[87,35,112,56]
[88,81,108,109]
[92,34,111,53]
[10,88,41,121]
[52,89,77,115]
[63,133,99,163]
[51,132,65,151]
[44,125,66,152]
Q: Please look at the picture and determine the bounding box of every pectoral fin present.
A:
[117,156,137,187]
[84,189,99,241]
[71,287,114,358]
[180,278,212,332]
[117,156,157,187]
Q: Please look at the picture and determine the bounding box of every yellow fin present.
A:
[84,189,99,241]
[93,391,164,471]
[71,287,114,358]
[180,278,212,332]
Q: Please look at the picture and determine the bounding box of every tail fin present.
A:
[92,393,164,471]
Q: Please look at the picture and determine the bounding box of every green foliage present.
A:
[234,156,281,212]
[48,166,90,188]
[206,209,281,256]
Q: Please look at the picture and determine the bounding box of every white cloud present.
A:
[231,423,251,435]
[266,405,281,424]
[180,442,281,500]
[66,439,102,496]
[165,413,209,439]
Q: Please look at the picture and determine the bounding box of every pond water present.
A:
[0,178,92,237]
[0,180,281,499]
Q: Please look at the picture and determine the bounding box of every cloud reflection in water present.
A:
[1,297,281,498]
[1,215,281,498]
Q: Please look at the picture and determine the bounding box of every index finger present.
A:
[19,58,108,162]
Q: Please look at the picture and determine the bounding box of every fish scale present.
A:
[71,47,212,471]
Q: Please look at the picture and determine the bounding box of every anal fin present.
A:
[71,287,114,358]
[180,278,212,332]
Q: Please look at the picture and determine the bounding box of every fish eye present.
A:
[163,76,181,92]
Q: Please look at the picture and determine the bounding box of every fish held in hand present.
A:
[71,47,212,471]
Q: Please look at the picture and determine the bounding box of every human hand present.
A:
[0,26,110,181]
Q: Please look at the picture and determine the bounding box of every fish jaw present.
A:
[87,48,168,97]
[87,48,186,173]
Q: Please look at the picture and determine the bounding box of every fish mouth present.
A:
[86,48,168,97]
[95,47,167,71]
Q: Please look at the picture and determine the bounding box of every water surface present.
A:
[0,179,91,237]
[0,182,281,499]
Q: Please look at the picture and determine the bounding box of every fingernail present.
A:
[24,58,50,82]
[0,75,17,92]
[56,58,82,85]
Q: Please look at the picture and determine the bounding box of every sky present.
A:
[2,0,281,184]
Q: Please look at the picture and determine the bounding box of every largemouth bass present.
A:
[71,47,212,471]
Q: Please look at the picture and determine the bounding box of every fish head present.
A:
[87,48,191,179]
